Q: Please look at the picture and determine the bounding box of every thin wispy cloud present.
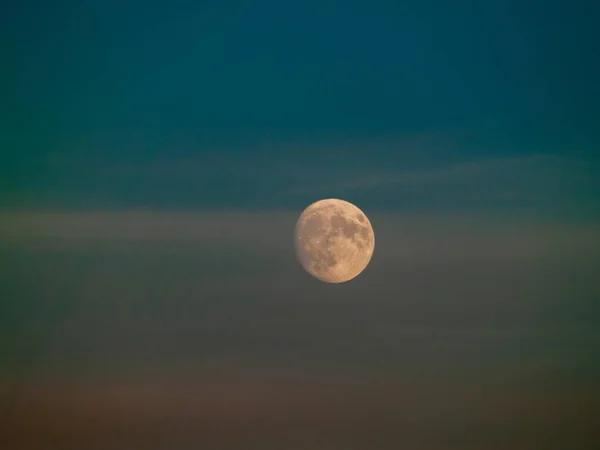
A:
[287,153,565,195]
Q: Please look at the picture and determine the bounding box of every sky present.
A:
[1,1,599,448]
[1,0,599,212]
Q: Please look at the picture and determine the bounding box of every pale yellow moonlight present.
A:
[295,199,375,283]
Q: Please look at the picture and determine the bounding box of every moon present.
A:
[295,199,375,283]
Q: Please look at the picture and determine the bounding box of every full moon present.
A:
[295,199,375,283]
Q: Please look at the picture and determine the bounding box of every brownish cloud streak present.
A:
[2,373,599,449]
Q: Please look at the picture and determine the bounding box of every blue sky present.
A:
[1,0,599,214]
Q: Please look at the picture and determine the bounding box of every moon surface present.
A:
[295,199,375,283]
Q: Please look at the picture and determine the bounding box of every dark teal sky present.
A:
[1,0,599,212]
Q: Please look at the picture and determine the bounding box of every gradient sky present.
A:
[1,1,600,449]
[1,0,599,212]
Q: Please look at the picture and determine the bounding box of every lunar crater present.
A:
[295,199,375,283]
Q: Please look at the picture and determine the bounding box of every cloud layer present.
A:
[1,211,599,448]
